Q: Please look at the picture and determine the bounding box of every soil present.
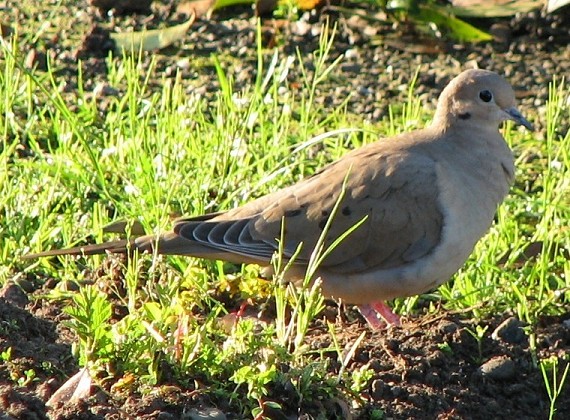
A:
[1,0,570,419]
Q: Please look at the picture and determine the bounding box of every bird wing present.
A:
[174,140,444,272]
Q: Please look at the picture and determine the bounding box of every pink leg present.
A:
[358,301,401,329]
[358,304,386,329]
[371,301,401,326]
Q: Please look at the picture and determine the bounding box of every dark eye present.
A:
[479,90,493,102]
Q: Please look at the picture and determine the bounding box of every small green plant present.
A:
[231,363,278,401]
[1,347,12,362]
[17,368,36,387]
[351,364,374,394]
[336,0,493,42]
[465,324,488,364]
[64,285,113,366]
[540,356,570,420]
[437,342,453,355]
[369,408,385,420]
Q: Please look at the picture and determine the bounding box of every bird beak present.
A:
[505,107,533,130]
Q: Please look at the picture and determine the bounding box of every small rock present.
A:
[407,392,424,405]
[188,407,227,420]
[255,0,277,16]
[405,367,424,381]
[439,320,459,335]
[427,349,447,367]
[370,379,384,400]
[365,359,383,373]
[490,23,512,45]
[390,385,407,398]
[13,278,35,293]
[24,49,48,71]
[341,64,362,73]
[44,278,59,289]
[176,58,191,71]
[292,21,311,37]
[345,49,359,59]
[75,25,114,59]
[363,25,378,37]
[61,281,80,292]
[0,282,29,307]
[425,370,442,387]
[491,317,527,344]
[479,356,516,381]
[93,83,119,99]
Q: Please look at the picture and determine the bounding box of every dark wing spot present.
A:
[342,206,351,216]
[321,209,329,217]
[458,112,471,120]
[318,218,327,230]
[284,209,302,217]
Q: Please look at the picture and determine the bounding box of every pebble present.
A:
[365,359,383,373]
[13,278,35,294]
[188,407,227,420]
[439,320,459,336]
[93,82,119,98]
[0,282,29,307]
[370,379,384,400]
[491,317,527,344]
[425,370,442,387]
[479,356,516,381]
[427,349,447,367]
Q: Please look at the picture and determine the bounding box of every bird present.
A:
[23,69,533,329]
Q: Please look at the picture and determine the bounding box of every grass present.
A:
[1,21,569,417]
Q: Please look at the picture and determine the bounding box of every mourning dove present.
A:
[24,69,533,328]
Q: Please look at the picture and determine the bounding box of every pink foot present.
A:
[358,301,401,329]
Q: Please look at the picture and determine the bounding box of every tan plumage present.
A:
[24,69,533,327]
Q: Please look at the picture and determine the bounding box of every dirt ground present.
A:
[1,279,569,419]
[1,0,569,419]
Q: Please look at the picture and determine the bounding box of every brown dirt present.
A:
[1,279,569,419]
[1,0,569,419]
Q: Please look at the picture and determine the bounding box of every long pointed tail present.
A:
[22,239,134,259]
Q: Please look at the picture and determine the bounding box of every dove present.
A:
[23,69,533,328]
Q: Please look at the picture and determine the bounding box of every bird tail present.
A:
[21,239,136,259]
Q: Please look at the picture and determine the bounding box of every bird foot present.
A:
[358,301,401,330]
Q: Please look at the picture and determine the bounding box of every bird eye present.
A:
[479,90,493,102]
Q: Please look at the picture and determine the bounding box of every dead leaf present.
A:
[46,368,92,408]
[547,0,570,12]
[110,15,196,53]
[451,0,542,17]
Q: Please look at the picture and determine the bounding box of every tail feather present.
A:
[22,232,268,265]
[22,239,133,259]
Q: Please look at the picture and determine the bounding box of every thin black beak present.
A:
[505,107,534,130]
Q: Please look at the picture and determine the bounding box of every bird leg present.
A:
[358,301,401,329]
